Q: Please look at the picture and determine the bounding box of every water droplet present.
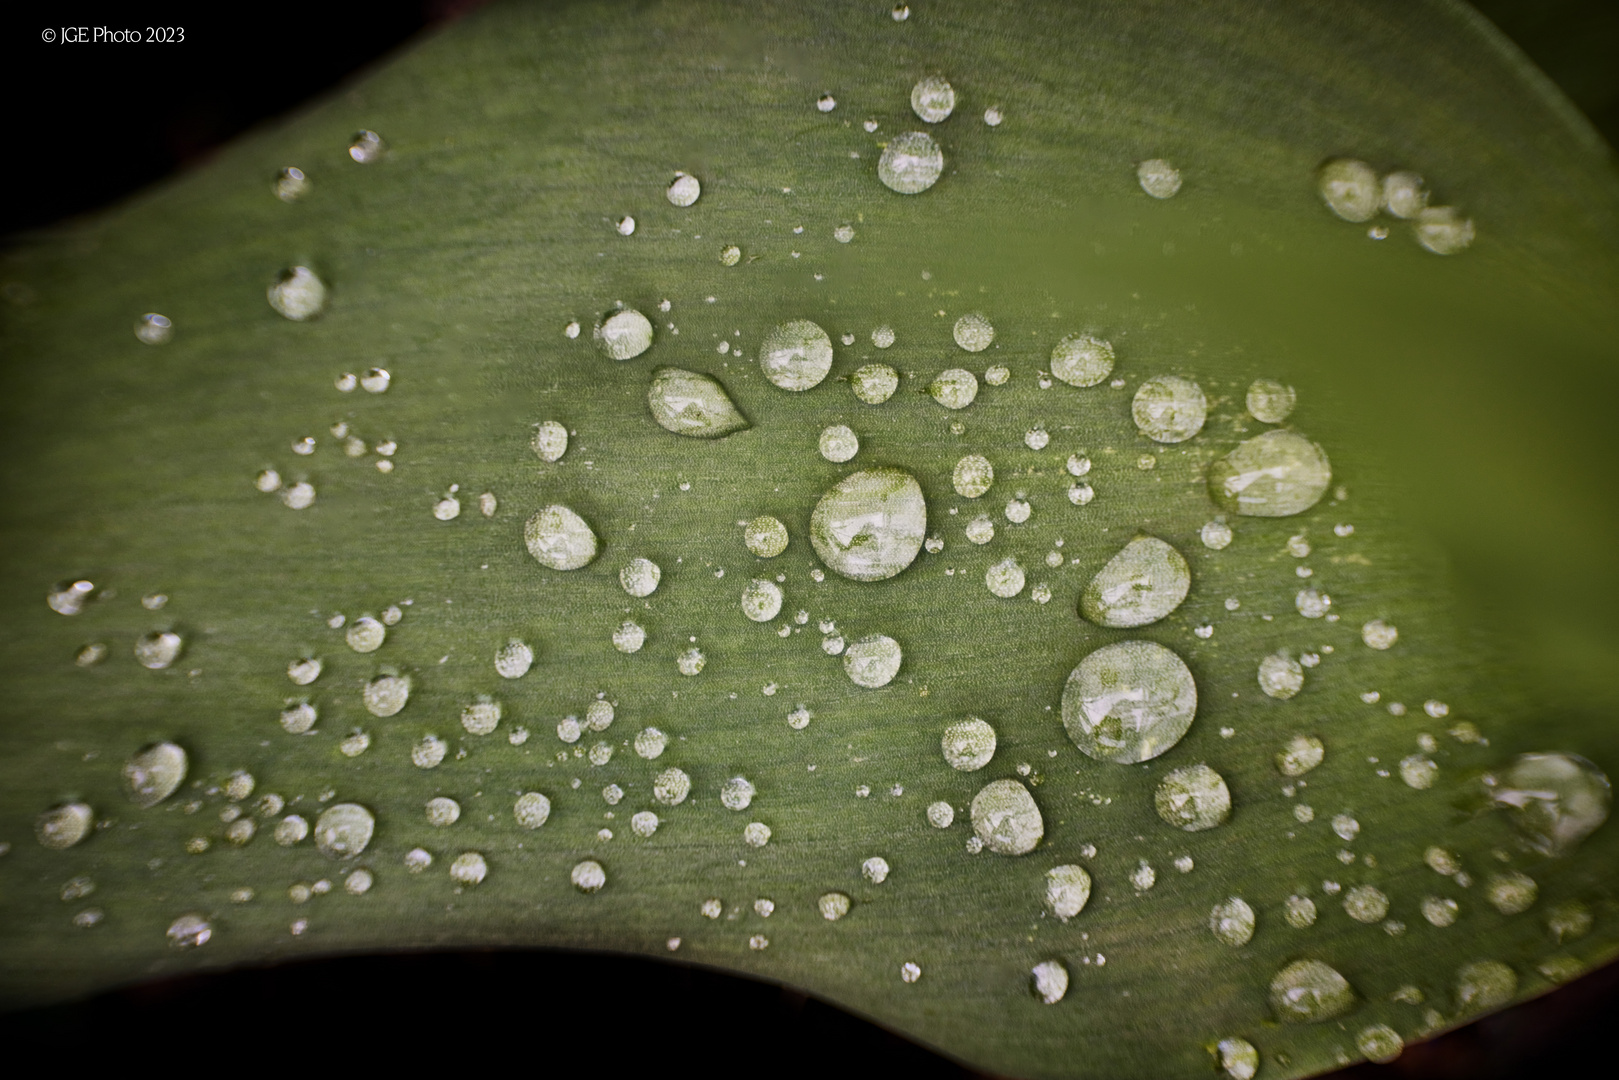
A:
[412,735,447,768]
[1353,1024,1404,1065]
[970,779,1043,855]
[273,814,308,846]
[1400,754,1439,789]
[167,913,211,948]
[1271,959,1355,1022]
[134,312,173,345]
[736,821,769,847]
[815,91,838,112]
[1062,641,1198,763]
[675,646,706,676]
[843,634,902,688]
[1455,960,1517,1012]
[983,364,1011,387]
[819,424,860,463]
[1043,864,1093,921]
[122,742,187,809]
[46,579,95,615]
[1137,159,1182,199]
[1318,159,1380,222]
[425,797,461,827]
[1381,171,1427,219]
[609,558,661,601]
[131,630,181,670]
[35,802,93,850]
[613,621,647,653]
[593,308,654,360]
[906,75,955,123]
[810,467,927,582]
[983,105,1004,126]
[451,852,489,885]
[1488,752,1610,855]
[832,223,856,244]
[1330,814,1360,842]
[1246,379,1296,424]
[950,315,994,355]
[1132,376,1206,443]
[1275,734,1325,777]
[666,171,701,207]
[1210,897,1256,945]
[1483,871,1537,915]
[397,849,430,874]
[1258,652,1304,700]
[921,800,955,830]
[1294,804,1316,823]
[313,803,374,858]
[433,494,462,521]
[281,481,316,509]
[1414,206,1475,255]
[1284,895,1318,928]
[523,421,568,465]
[1156,764,1231,831]
[1342,884,1388,923]
[268,266,326,321]
[1209,430,1333,517]
[524,505,599,570]
[981,557,1025,598]
[1422,896,1460,926]
[273,166,310,201]
[647,367,751,438]
[734,576,785,623]
[1215,1037,1259,1080]
[359,672,409,717]
[613,214,636,237]
[942,717,997,772]
[654,767,691,806]
[760,320,833,391]
[1361,619,1398,650]
[943,456,993,501]
[1080,536,1192,628]
[878,131,944,194]
[1043,335,1117,391]
[1021,427,1051,452]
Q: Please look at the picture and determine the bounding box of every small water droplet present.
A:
[268,266,326,321]
[281,481,316,509]
[941,717,997,772]
[986,557,1026,598]
[1004,497,1031,523]
[273,166,310,201]
[819,424,860,462]
[1215,1037,1259,1080]
[133,312,173,345]
[1276,734,1325,777]
[451,852,489,886]
[411,734,446,769]
[1455,959,1517,1013]
[1258,651,1304,699]
[843,634,902,688]
[1132,376,1206,443]
[1342,884,1388,923]
[594,308,654,360]
[1137,159,1182,198]
[760,320,834,391]
[613,621,647,653]
[1247,379,1296,424]
[1318,159,1380,222]
[133,631,182,670]
[1361,619,1399,650]
[1414,206,1475,255]
[1283,894,1318,928]
[1131,860,1158,891]
[1295,588,1331,619]
[653,767,691,806]
[1156,764,1231,831]
[1210,897,1256,945]
[122,742,187,808]
[1483,870,1538,915]
[348,130,385,163]
[900,961,921,983]
[255,469,283,493]
[403,848,432,873]
[816,93,837,113]
[1050,335,1115,387]
[167,913,212,949]
[339,730,370,757]
[313,803,374,858]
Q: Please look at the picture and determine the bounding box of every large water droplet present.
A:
[36,803,93,850]
[532,420,569,462]
[1137,159,1182,199]
[1080,536,1191,627]
[1270,959,1355,1023]
[1062,641,1198,764]
[741,579,784,622]
[167,914,212,949]
[514,792,551,828]
[851,363,899,404]
[844,634,902,688]
[942,717,997,771]
[648,368,750,437]
[1455,960,1517,1012]
[760,320,833,391]
[1210,897,1256,945]
[1208,430,1332,517]
[524,505,599,569]
[744,516,789,558]
[1155,764,1231,831]
[1484,871,1538,915]
[878,131,944,194]
[654,767,691,805]
[313,803,374,858]
[810,467,927,582]
[363,673,411,716]
[267,267,326,321]
[910,75,955,122]
[1488,752,1610,855]
[971,780,1043,855]
[1258,651,1305,699]
[595,309,654,360]
[1050,334,1115,387]
[1045,864,1092,920]
[985,558,1026,598]
[1132,376,1206,443]
[346,616,385,653]
[1415,206,1475,255]
[123,742,187,808]
[953,313,994,353]
[1215,1037,1259,1080]
[929,368,979,409]
[1318,159,1381,222]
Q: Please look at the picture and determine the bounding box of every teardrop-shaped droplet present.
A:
[970,779,1043,855]
[1080,536,1191,628]
[524,505,599,570]
[760,320,833,391]
[594,309,654,360]
[122,742,188,808]
[810,468,927,582]
[1208,430,1332,517]
[1062,641,1197,764]
[647,367,750,437]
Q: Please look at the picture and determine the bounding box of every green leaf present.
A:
[3,2,1618,1077]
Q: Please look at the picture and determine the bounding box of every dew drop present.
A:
[878,131,944,194]
[1488,752,1610,855]
[35,803,93,850]
[970,779,1043,855]
[1382,171,1427,219]
[1277,735,1325,777]
[677,647,706,676]
[134,312,173,345]
[834,224,855,243]
[1062,641,1198,763]
[594,309,654,360]
[1284,894,1318,928]
[1156,764,1231,831]
[986,558,1026,598]
[742,822,771,847]
[451,852,488,886]
[1361,619,1398,650]
[613,621,647,653]
[1137,159,1182,199]
[1209,430,1333,517]
[1258,652,1304,699]
[1045,864,1092,920]
[942,717,997,771]
[281,481,316,509]
[425,797,461,828]
[1318,159,1381,222]
[1048,334,1116,388]
[167,914,212,949]
[273,166,310,201]
[952,313,994,353]
[1132,376,1206,443]
[719,244,742,266]
[667,172,701,207]
[810,467,927,582]
[1400,754,1439,789]
[362,673,411,717]
[1415,206,1475,255]
[900,962,922,983]
[1455,960,1517,1012]
[927,801,955,829]
[275,815,309,846]
[1215,1037,1259,1080]
[654,767,691,806]
[1271,959,1355,1022]
[819,424,860,462]
[1210,897,1256,945]
[648,367,751,438]
[843,634,902,688]
[1422,896,1460,927]
[1081,536,1191,628]
[984,107,1004,127]
[524,505,599,570]
[1484,871,1538,915]
[1246,379,1296,423]
[412,735,447,768]
[267,267,326,321]
[760,320,834,391]
[404,848,432,873]
[313,803,374,859]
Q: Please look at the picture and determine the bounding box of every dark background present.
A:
[0,1,1615,1074]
